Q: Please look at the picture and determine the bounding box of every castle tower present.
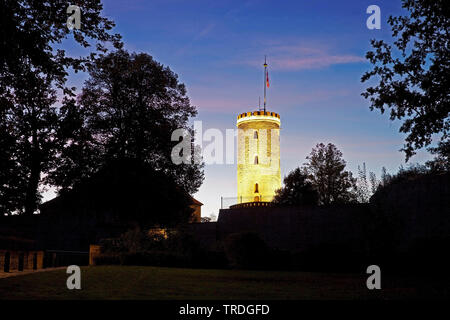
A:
[236,111,281,203]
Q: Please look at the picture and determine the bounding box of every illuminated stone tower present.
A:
[237,111,281,203]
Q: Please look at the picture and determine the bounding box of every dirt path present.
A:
[0,267,66,279]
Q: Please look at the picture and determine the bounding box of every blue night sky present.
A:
[57,0,433,217]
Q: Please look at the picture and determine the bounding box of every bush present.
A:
[97,228,228,268]
[120,251,190,267]
[224,232,270,269]
[93,253,122,265]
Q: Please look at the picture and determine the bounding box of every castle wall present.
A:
[369,172,450,251]
[217,205,370,253]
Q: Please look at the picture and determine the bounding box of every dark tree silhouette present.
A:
[0,1,120,215]
[273,167,318,206]
[376,163,430,190]
[0,0,121,88]
[361,0,449,162]
[380,166,392,187]
[426,140,450,172]
[0,114,25,215]
[50,50,204,194]
[8,72,58,215]
[303,143,356,205]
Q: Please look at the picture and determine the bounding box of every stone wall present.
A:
[217,204,370,253]
[370,172,450,252]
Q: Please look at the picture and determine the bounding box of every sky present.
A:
[55,0,433,218]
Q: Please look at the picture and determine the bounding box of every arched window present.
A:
[254,183,259,193]
[254,155,259,164]
[254,131,258,139]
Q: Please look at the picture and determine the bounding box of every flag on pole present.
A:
[266,69,270,88]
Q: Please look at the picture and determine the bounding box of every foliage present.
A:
[361,0,449,161]
[369,172,379,195]
[0,111,26,215]
[380,166,392,187]
[50,49,204,195]
[426,140,450,172]
[376,163,430,191]
[355,163,380,203]
[0,0,121,89]
[303,143,356,205]
[0,1,120,215]
[1,2,203,216]
[273,167,319,206]
[98,228,225,268]
[370,163,432,210]
[355,163,371,203]
[0,72,58,215]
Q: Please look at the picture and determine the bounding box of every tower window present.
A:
[254,155,259,164]
[254,183,259,193]
[254,131,258,139]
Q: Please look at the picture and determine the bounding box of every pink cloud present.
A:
[240,42,366,70]
[191,96,256,114]
[272,55,365,70]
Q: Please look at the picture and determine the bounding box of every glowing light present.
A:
[237,111,281,203]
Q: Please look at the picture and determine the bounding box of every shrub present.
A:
[93,253,122,265]
[97,228,228,268]
[120,251,190,267]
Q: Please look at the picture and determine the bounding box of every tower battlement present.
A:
[237,111,280,120]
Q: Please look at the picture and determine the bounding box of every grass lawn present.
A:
[0,266,445,300]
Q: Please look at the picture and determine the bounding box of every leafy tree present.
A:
[361,0,449,161]
[273,167,318,206]
[7,71,59,215]
[0,0,120,215]
[0,114,26,215]
[356,163,371,203]
[369,171,379,195]
[50,50,204,194]
[371,163,430,198]
[303,143,356,205]
[201,214,217,222]
[0,0,121,89]
[355,163,379,203]
[380,166,392,186]
[48,96,104,192]
[426,140,450,172]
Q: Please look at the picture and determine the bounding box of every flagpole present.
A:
[263,56,267,112]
